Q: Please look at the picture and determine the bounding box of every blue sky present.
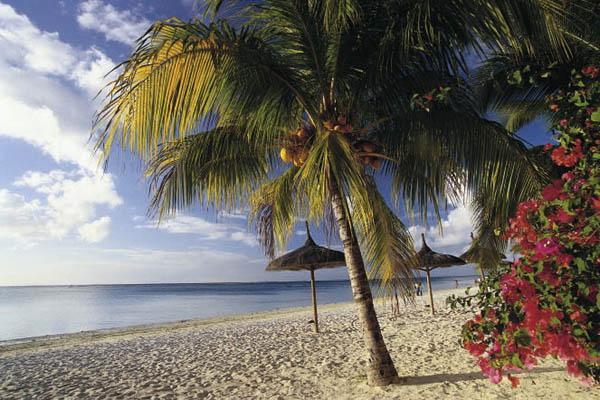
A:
[0,1,550,285]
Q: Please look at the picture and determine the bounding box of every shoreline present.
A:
[0,300,353,356]
[0,287,470,355]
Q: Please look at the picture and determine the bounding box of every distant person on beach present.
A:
[454,280,459,288]
[414,282,423,296]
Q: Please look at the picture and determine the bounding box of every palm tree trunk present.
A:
[329,176,398,386]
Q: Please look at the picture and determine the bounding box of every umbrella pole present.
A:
[310,268,319,333]
[426,268,435,315]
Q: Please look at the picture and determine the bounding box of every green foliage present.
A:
[455,66,600,387]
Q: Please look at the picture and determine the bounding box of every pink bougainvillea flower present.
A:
[507,374,520,388]
[572,178,587,192]
[570,305,587,323]
[591,197,600,213]
[490,340,502,355]
[535,238,561,255]
[566,360,582,377]
[487,368,502,384]
[556,253,573,267]
[583,66,595,75]
[551,140,584,167]
[468,342,488,357]
[541,180,565,201]
[561,171,576,181]
[549,208,574,224]
[537,265,559,286]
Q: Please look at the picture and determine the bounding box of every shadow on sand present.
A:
[403,366,566,386]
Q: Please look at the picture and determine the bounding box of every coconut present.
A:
[296,127,309,139]
[296,148,309,163]
[361,143,374,153]
[324,121,335,130]
[369,158,381,170]
[288,135,303,146]
[333,125,342,132]
[280,148,294,163]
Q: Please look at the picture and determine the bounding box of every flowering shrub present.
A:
[410,86,451,112]
[450,66,600,387]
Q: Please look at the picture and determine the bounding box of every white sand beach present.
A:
[0,288,596,399]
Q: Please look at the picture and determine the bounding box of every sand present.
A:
[0,288,596,399]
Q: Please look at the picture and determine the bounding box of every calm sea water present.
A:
[0,276,477,341]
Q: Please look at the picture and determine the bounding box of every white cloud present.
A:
[220,210,249,220]
[0,245,269,286]
[78,216,111,243]
[230,231,257,247]
[0,2,117,169]
[77,0,151,46]
[136,215,257,247]
[0,97,93,168]
[409,204,474,255]
[0,170,122,245]
[72,47,118,97]
[15,169,122,238]
[0,189,46,244]
[0,3,76,75]
[0,3,123,245]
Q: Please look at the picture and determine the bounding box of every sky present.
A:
[0,1,550,286]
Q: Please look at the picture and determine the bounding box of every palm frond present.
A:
[94,17,311,161]
[249,167,303,260]
[352,177,418,299]
[146,126,271,218]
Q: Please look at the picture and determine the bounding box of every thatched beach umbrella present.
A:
[417,234,466,315]
[265,222,346,333]
[460,232,506,280]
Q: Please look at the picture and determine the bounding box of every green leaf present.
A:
[549,316,561,327]
[591,108,600,122]
[511,353,523,368]
[574,258,586,274]
[512,70,522,85]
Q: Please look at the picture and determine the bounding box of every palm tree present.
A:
[94,0,550,386]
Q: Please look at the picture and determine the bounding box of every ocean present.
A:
[0,275,478,341]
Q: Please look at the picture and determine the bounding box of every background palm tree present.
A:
[94,0,556,386]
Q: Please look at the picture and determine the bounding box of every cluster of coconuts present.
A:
[324,114,353,134]
[279,114,381,170]
[324,114,381,170]
[280,125,314,167]
[354,141,381,170]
